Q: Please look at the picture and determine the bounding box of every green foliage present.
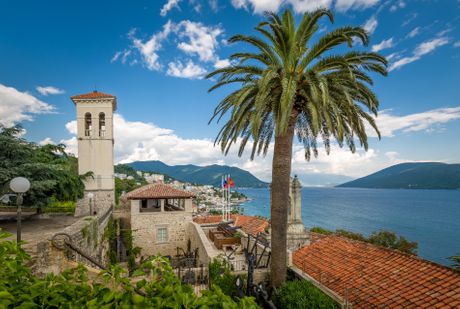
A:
[44,197,76,213]
[0,230,259,308]
[311,227,418,255]
[209,257,241,298]
[209,209,223,215]
[115,177,144,206]
[448,254,460,271]
[0,125,87,208]
[310,227,333,235]
[275,279,340,309]
[368,230,418,255]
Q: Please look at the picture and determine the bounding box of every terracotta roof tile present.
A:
[126,183,195,199]
[293,235,460,308]
[71,91,117,110]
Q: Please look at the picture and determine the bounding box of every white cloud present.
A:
[166,60,207,79]
[407,27,420,38]
[214,58,231,69]
[363,15,378,34]
[335,0,379,12]
[176,20,223,63]
[402,12,417,27]
[288,0,333,13]
[115,22,174,71]
[208,0,219,11]
[39,137,55,145]
[454,41,460,48]
[385,52,400,61]
[113,20,224,77]
[0,84,55,127]
[389,0,405,12]
[369,107,460,137]
[160,0,181,16]
[231,0,379,13]
[389,36,449,71]
[372,37,394,52]
[36,86,65,96]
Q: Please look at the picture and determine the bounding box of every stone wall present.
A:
[32,206,112,276]
[187,222,220,265]
[76,190,114,217]
[131,200,192,258]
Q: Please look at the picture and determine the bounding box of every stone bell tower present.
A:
[287,175,309,249]
[71,91,116,217]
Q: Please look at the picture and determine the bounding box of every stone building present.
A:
[71,91,116,216]
[126,183,195,258]
[286,176,310,250]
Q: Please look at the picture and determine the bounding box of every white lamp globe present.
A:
[10,177,31,193]
[87,192,94,199]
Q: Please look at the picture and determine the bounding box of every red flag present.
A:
[227,176,235,187]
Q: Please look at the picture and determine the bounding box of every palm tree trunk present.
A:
[270,110,298,288]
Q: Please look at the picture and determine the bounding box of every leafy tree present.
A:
[115,177,142,205]
[207,9,387,287]
[0,125,87,209]
[448,254,460,272]
[275,279,339,308]
[311,227,418,255]
[368,230,418,255]
[0,230,259,308]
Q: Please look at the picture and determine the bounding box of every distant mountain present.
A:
[123,160,269,188]
[337,162,460,190]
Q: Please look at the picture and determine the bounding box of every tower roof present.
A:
[71,90,117,111]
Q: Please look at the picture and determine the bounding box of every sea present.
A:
[237,187,460,266]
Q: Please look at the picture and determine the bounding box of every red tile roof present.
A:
[193,214,269,237]
[234,215,269,237]
[126,183,195,199]
[293,235,460,308]
[71,91,117,110]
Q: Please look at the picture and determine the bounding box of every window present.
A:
[157,227,168,243]
[99,112,106,137]
[84,113,92,136]
[141,200,147,208]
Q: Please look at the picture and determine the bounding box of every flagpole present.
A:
[227,174,230,221]
[221,175,224,222]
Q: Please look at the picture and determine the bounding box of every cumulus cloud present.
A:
[335,0,379,12]
[166,60,207,79]
[112,20,224,79]
[160,0,181,16]
[389,36,449,71]
[453,41,460,48]
[113,22,174,71]
[363,15,378,34]
[36,86,65,96]
[214,58,231,69]
[372,37,394,52]
[231,0,379,13]
[369,107,460,137]
[0,84,55,127]
[176,20,223,63]
[39,137,56,145]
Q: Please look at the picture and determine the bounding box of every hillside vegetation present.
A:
[124,160,268,188]
[338,162,460,190]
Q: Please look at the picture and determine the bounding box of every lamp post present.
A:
[87,192,94,216]
[9,177,31,245]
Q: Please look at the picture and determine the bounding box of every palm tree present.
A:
[206,9,387,287]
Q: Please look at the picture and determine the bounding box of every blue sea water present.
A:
[238,187,460,266]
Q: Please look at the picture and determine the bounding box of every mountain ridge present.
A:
[122,160,269,188]
[337,162,460,190]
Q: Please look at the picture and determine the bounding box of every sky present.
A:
[1,0,460,186]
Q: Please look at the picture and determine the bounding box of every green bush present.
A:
[0,230,259,308]
[209,256,245,298]
[275,279,340,309]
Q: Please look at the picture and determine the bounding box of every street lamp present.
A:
[10,177,31,245]
[87,192,94,216]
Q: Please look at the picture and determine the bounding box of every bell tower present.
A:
[71,91,116,217]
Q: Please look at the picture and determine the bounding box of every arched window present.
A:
[99,112,106,137]
[84,113,92,136]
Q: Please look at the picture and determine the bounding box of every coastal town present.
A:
[1,1,460,308]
